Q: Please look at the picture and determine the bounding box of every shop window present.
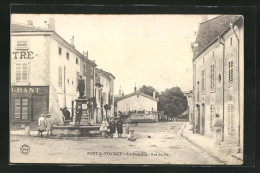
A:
[228,59,234,84]
[59,47,62,55]
[16,62,29,84]
[210,62,216,91]
[227,104,235,136]
[14,98,29,120]
[58,67,62,87]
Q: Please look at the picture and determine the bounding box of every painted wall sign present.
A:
[12,51,34,59]
[11,86,49,95]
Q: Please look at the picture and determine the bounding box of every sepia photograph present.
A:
[9,14,244,165]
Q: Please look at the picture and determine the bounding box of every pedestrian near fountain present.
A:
[38,114,46,137]
[108,117,116,138]
[75,105,82,127]
[116,117,123,138]
[100,118,109,137]
[45,113,53,137]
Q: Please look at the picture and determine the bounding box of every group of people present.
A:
[38,113,53,137]
[100,117,123,138]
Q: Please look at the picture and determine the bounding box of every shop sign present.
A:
[11,86,49,95]
[12,51,34,59]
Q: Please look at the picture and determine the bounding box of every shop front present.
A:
[10,86,49,129]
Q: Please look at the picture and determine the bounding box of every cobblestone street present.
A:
[10,122,224,165]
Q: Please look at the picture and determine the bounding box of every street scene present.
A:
[10,14,244,165]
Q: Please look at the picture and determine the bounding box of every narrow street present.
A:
[10,122,224,164]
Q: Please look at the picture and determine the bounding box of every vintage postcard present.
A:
[10,14,244,165]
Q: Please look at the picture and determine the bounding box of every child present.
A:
[116,117,123,138]
[45,113,53,137]
[38,114,46,137]
[127,130,137,141]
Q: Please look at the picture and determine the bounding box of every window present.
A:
[58,67,62,87]
[210,105,215,130]
[126,103,130,112]
[90,67,94,76]
[212,51,214,57]
[84,63,86,71]
[16,41,28,49]
[201,69,205,93]
[210,63,216,91]
[58,47,62,55]
[66,52,70,60]
[197,81,200,102]
[14,98,29,120]
[230,37,232,46]
[228,59,234,84]
[16,62,28,84]
[227,104,235,136]
[138,103,143,111]
[76,57,78,64]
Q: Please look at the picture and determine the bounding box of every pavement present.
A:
[9,122,226,165]
[180,122,243,165]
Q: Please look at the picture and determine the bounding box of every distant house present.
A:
[115,87,159,123]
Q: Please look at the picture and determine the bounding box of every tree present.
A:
[158,87,187,118]
[139,85,159,97]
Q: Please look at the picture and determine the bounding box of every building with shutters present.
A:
[94,68,115,123]
[191,15,244,151]
[10,19,87,129]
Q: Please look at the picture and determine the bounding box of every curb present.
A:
[181,122,242,165]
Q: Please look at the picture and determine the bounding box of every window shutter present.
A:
[16,63,21,83]
[227,104,235,136]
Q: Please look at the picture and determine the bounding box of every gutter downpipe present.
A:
[230,22,241,152]
[218,35,225,142]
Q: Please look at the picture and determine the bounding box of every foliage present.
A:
[158,87,188,117]
[139,85,159,97]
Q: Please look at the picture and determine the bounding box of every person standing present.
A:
[45,113,53,137]
[116,117,123,138]
[75,105,82,127]
[108,117,116,138]
[38,114,46,137]
[100,118,109,137]
[213,113,223,145]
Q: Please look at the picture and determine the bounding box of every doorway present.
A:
[32,95,48,121]
[201,103,205,135]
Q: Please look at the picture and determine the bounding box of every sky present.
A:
[11,14,213,95]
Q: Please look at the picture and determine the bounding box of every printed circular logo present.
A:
[20,144,30,155]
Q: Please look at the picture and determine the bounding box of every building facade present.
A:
[10,19,85,129]
[184,90,193,123]
[191,15,244,150]
[95,68,115,122]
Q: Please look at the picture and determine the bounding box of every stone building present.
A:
[191,15,244,151]
[10,19,85,129]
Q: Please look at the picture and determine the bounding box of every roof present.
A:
[96,68,115,79]
[115,91,158,102]
[192,15,242,60]
[11,23,52,32]
[11,22,83,59]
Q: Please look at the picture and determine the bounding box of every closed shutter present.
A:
[16,63,21,83]
[227,104,235,136]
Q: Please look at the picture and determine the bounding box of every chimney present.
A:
[27,20,33,26]
[48,18,55,30]
[134,83,137,92]
[201,15,208,23]
[153,91,156,98]
[70,36,75,47]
